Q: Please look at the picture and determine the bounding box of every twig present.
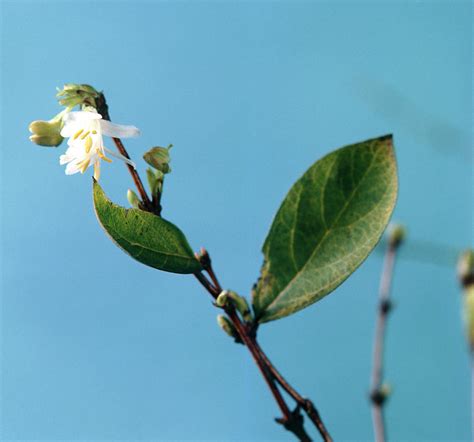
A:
[193,272,297,431]
[370,230,403,442]
[255,342,333,442]
[95,93,156,214]
[195,253,332,442]
[98,93,329,441]
[457,250,474,439]
[471,356,474,440]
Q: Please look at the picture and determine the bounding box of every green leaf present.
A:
[93,181,202,274]
[143,145,172,174]
[252,135,398,323]
[146,167,163,198]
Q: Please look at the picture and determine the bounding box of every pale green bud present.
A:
[227,291,253,322]
[458,249,474,287]
[217,315,242,343]
[216,290,229,308]
[56,83,100,108]
[28,117,64,147]
[464,286,474,352]
[370,383,392,405]
[61,83,98,95]
[458,250,474,351]
[146,167,163,198]
[143,145,173,174]
[388,223,406,249]
[127,189,140,209]
[29,133,63,147]
[380,383,392,398]
[29,119,61,136]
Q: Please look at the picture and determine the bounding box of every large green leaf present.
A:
[252,135,398,323]
[93,181,202,274]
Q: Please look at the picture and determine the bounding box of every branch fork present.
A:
[100,93,332,442]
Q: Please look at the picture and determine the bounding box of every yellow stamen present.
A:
[92,130,97,134]
[84,136,93,153]
[99,152,112,163]
[80,130,90,140]
[73,129,84,140]
[78,159,90,174]
[94,161,101,180]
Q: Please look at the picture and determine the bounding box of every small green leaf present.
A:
[126,189,140,208]
[146,167,163,197]
[252,135,398,323]
[93,181,202,274]
[143,145,172,174]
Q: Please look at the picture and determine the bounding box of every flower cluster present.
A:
[60,111,139,180]
[28,84,140,180]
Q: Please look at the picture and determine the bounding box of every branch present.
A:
[193,271,296,428]
[195,251,332,441]
[96,94,328,440]
[370,228,404,442]
[95,93,157,214]
[255,342,333,442]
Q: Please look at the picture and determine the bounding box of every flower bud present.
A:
[217,315,242,344]
[28,118,64,147]
[127,189,140,209]
[216,290,229,308]
[458,250,474,351]
[29,119,61,135]
[143,145,172,174]
[388,223,406,249]
[380,383,392,398]
[463,286,474,352]
[370,383,392,406]
[458,249,474,287]
[146,167,163,198]
[56,83,100,108]
[227,291,253,322]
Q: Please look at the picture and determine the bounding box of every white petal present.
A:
[59,154,72,165]
[65,161,81,175]
[61,121,83,137]
[63,111,102,123]
[62,144,83,159]
[100,120,140,138]
[103,147,136,168]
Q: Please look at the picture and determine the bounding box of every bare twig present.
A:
[195,253,332,442]
[370,228,403,442]
[457,250,474,439]
[193,271,298,433]
[255,342,333,442]
[95,93,157,214]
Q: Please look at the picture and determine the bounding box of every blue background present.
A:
[1,1,472,440]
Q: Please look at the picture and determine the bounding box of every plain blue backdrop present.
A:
[1,0,472,440]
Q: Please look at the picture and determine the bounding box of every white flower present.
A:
[59,111,140,180]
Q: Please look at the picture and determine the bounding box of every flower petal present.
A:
[100,120,140,138]
[103,147,136,168]
[59,154,72,165]
[60,121,83,137]
[65,161,81,175]
[63,111,102,123]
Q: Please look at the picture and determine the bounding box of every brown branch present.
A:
[95,94,326,441]
[255,342,333,442]
[193,272,291,416]
[95,93,156,214]
[194,251,332,442]
[370,237,401,442]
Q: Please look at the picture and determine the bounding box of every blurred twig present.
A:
[370,225,404,442]
[353,77,469,160]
